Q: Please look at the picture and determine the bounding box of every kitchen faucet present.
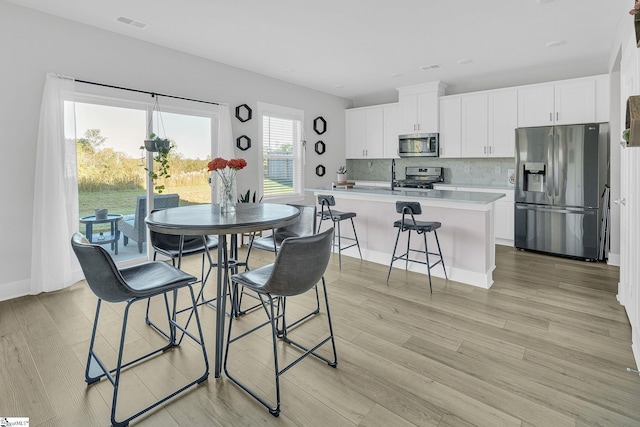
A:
[391,159,396,190]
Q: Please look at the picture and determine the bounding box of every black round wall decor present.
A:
[314,141,326,155]
[313,116,327,135]
[235,104,252,122]
[236,135,251,151]
[315,164,326,177]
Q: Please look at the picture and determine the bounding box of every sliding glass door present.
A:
[74,94,216,264]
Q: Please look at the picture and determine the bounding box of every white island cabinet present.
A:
[308,186,505,289]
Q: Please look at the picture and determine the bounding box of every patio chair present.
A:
[118,194,179,253]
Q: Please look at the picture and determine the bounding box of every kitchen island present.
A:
[307,186,505,288]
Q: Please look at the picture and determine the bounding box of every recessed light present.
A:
[391,73,402,78]
[536,0,554,4]
[457,59,473,65]
[334,84,344,89]
[420,64,440,71]
[284,68,294,72]
[545,40,565,48]
[116,16,147,29]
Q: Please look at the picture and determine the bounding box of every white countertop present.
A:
[355,180,513,191]
[308,185,505,205]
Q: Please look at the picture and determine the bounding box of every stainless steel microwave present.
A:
[398,133,439,157]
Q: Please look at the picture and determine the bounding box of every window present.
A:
[259,103,304,200]
[73,88,218,264]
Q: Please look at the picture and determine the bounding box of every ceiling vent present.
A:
[420,64,441,71]
[116,16,147,29]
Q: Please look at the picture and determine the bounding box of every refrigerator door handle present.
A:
[546,132,554,199]
[517,205,595,215]
[554,131,560,198]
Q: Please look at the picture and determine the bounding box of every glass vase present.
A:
[219,173,237,214]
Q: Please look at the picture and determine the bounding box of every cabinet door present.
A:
[439,97,461,158]
[554,79,596,125]
[517,85,555,127]
[346,109,366,159]
[461,93,488,157]
[494,200,514,241]
[399,93,418,134]
[417,91,439,133]
[365,107,384,158]
[383,104,400,158]
[488,89,517,157]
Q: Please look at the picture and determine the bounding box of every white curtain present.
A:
[31,73,81,294]
[212,104,234,203]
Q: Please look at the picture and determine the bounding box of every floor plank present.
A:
[1,244,638,426]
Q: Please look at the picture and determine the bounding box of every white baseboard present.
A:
[495,238,514,247]
[340,247,493,289]
[607,252,620,266]
[632,328,640,372]
[0,278,31,302]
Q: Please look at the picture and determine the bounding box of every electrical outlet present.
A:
[464,165,470,173]
[495,166,501,174]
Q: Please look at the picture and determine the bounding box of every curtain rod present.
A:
[75,79,220,106]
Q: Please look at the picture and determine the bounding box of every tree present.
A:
[77,128,107,151]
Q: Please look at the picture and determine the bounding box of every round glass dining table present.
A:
[146,203,300,378]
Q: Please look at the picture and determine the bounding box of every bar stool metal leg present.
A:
[350,218,363,260]
[387,201,447,294]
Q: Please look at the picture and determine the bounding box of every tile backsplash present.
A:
[347,157,516,187]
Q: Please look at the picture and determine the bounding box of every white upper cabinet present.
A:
[461,93,489,157]
[517,75,609,127]
[383,103,400,158]
[488,89,518,157]
[398,81,447,134]
[439,96,462,158]
[345,104,389,159]
[456,88,517,158]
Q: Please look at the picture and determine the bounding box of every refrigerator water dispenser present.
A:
[523,163,546,192]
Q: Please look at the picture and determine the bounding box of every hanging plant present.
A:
[140,133,173,193]
[140,96,173,193]
[143,134,171,152]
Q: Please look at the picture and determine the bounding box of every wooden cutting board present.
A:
[332,181,355,188]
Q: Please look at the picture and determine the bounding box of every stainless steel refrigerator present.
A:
[514,123,609,260]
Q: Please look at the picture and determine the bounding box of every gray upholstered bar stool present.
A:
[224,228,338,417]
[387,201,447,293]
[316,194,362,269]
[71,233,209,427]
[242,204,319,318]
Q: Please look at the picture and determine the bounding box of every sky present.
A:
[74,102,212,159]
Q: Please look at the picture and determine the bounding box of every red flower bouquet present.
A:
[207,157,247,213]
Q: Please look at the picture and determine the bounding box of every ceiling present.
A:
[8,0,629,104]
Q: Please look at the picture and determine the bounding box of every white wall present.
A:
[0,1,352,300]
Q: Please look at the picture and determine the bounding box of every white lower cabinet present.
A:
[433,185,514,245]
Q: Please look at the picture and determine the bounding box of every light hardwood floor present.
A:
[1,245,638,426]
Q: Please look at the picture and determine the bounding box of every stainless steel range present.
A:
[394,167,444,189]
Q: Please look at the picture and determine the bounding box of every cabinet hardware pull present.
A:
[614,198,626,206]
[484,146,487,154]
[556,112,559,121]
[549,112,552,122]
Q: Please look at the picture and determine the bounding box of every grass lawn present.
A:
[79,185,211,233]
[78,180,292,233]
